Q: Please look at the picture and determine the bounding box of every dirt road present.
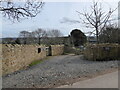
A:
[2,55,119,88]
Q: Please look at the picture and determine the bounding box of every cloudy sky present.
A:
[1,0,119,38]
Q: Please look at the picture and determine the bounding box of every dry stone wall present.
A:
[50,45,64,56]
[84,43,120,60]
[2,44,65,75]
[2,44,46,75]
[0,44,2,77]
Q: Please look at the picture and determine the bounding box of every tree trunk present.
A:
[24,38,27,44]
[96,27,99,44]
[38,37,41,45]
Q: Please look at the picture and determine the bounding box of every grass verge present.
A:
[29,60,43,67]
[29,56,51,67]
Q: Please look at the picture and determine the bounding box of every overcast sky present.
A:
[1,0,119,38]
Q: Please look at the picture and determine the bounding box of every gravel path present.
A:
[2,55,119,88]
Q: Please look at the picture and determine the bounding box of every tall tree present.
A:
[77,1,117,43]
[0,0,44,21]
[70,29,87,46]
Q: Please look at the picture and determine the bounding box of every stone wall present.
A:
[0,44,2,77]
[50,45,64,56]
[2,44,65,75]
[2,44,46,75]
[84,44,120,60]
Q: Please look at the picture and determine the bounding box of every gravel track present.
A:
[2,55,119,88]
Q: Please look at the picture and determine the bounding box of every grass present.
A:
[29,56,51,67]
[29,60,43,67]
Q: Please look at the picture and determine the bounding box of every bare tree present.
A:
[76,1,117,43]
[47,29,63,37]
[19,30,31,44]
[0,0,44,21]
[34,28,47,45]
[99,23,119,43]
[46,29,63,45]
